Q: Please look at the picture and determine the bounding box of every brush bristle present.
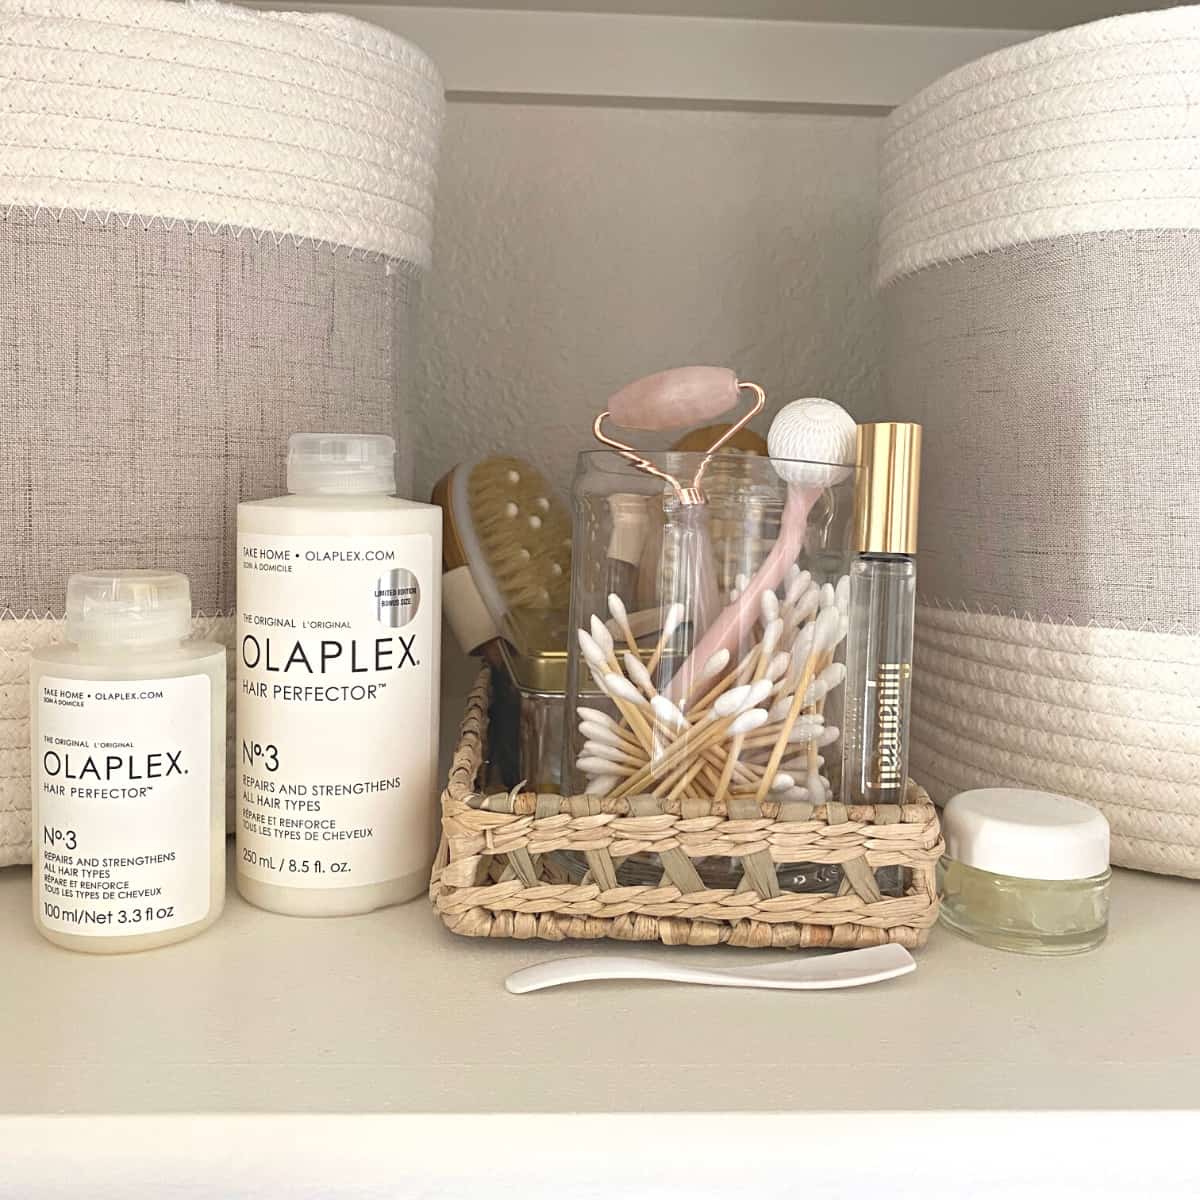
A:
[465,457,572,611]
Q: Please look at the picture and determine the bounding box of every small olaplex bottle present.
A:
[29,571,226,953]
[840,422,922,806]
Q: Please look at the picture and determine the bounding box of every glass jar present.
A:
[559,449,865,892]
[937,788,1111,955]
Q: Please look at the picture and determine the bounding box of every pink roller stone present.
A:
[606,366,739,431]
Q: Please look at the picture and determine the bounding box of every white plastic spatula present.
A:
[505,943,915,994]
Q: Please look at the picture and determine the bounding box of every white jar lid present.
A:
[943,788,1110,881]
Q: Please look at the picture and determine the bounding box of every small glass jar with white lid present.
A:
[937,788,1111,956]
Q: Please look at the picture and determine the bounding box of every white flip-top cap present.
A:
[66,570,193,646]
[943,788,1110,881]
[287,433,396,496]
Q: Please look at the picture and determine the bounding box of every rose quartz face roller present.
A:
[596,366,765,505]
[594,367,766,669]
[665,397,857,703]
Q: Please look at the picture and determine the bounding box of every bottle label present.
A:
[869,661,912,793]
[236,531,435,889]
[34,674,212,937]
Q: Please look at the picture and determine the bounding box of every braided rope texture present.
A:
[878,7,1200,286]
[0,0,444,266]
[912,606,1200,879]
[431,670,944,950]
[0,613,235,866]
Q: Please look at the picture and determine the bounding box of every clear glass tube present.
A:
[654,497,721,687]
[840,554,915,806]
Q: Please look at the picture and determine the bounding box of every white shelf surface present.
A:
[3,849,1199,1194]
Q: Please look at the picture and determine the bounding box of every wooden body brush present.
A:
[431,456,572,661]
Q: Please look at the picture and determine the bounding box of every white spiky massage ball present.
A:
[767,397,857,487]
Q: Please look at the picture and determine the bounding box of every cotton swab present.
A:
[650,694,688,732]
[765,651,791,684]
[577,629,611,677]
[752,607,843,804]
[607,593,639,652]
[589,613,616,663]
[578,629,656,754]
[783,567,811,608]
[576,706,616,725]
[579,718,636,744]
[580,740,642,766]
[623,651,658,700]
[760,588,780,626]
[604,673,651,709]
[712,619,778,803]
[577,755,636,777]
[712,678,772,718]
[578,568,851,809]
[646,601,685,677]
[727,707,770,736]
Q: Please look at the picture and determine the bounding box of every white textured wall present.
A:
[415,100,884,501]
[417,100,885,732]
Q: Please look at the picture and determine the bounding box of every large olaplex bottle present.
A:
[236,433,441,917]
[840,422,922,805]
[29,570,226,953]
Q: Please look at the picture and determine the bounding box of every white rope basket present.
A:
[0,0,443,265]
[911,607,1200,877]
[879,7,1200,878]
[878,5,1200,287]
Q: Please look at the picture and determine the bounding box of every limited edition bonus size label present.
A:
[34,675,212,937]
[236,532,435,889]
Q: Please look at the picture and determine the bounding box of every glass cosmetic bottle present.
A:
[236,433,441,917]
[840,422,922,805]
[29,571,226,953]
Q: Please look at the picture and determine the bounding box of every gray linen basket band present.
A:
[0,0,444,866]
[0,209,416,617]
[885,231,1200,631]
[880,7,1200,878]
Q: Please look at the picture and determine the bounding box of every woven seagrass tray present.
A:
[431,669,944,949]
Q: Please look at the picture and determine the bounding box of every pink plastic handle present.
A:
[607,366,739,432]
[665,484,822,702]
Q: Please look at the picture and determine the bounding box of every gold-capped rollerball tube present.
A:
[840,422,922,805]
